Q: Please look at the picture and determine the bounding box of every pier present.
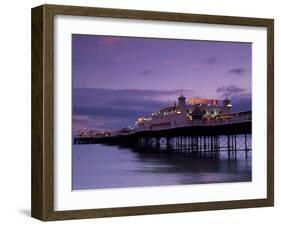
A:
[74,120,251,159]
[74,94,252,159]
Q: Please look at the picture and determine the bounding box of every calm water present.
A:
[72,141,252,190]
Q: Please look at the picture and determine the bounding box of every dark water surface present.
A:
[72,143,251,190]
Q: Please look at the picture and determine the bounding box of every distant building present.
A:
[78,128,111,138]
[136,94,233,131]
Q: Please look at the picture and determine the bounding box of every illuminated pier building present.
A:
[76,94,251,139]
[75,94,252,159]
[136,94,237,131]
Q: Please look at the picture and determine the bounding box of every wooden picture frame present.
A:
[31,4,274,221]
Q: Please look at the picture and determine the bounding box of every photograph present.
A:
[30,3,274,221]
[72,34,252,190]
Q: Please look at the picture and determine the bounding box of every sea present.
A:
[72,138,252,190]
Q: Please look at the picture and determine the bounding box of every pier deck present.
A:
[74,121,252,158]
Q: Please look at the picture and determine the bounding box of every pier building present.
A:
[136,94,234,131]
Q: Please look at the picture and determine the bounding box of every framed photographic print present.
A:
[31,4,274,221]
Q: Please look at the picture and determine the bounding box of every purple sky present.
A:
[72,34,252,132]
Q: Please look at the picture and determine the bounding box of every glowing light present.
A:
[188,97,219,105]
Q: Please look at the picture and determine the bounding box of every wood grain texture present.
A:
[31,5,55,220]
[267,19,274,206]
[31,4,274,221]
[31,5,44,220]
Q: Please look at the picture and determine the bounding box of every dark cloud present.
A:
[73,88,193,131]
[231,93,252,112]
[228,68,246,75]
[73,88,193,105]
[216,85,246,98]
[73,115,132,133]
[204,57,218,65]
[140,69,153,76]
[216,85,251,112]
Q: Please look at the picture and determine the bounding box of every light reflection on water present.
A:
[72,143,251,190]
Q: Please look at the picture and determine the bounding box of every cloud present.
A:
[73,88,193,105]
[228,68,246,75]
[196,57,218,69]
[216,85,246,98]
[204,57,218,65]
[140,69,153,76]
[231,93,252,112]
[73,88,193,131]
[216,85,252,112]
[73,115,132,134]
